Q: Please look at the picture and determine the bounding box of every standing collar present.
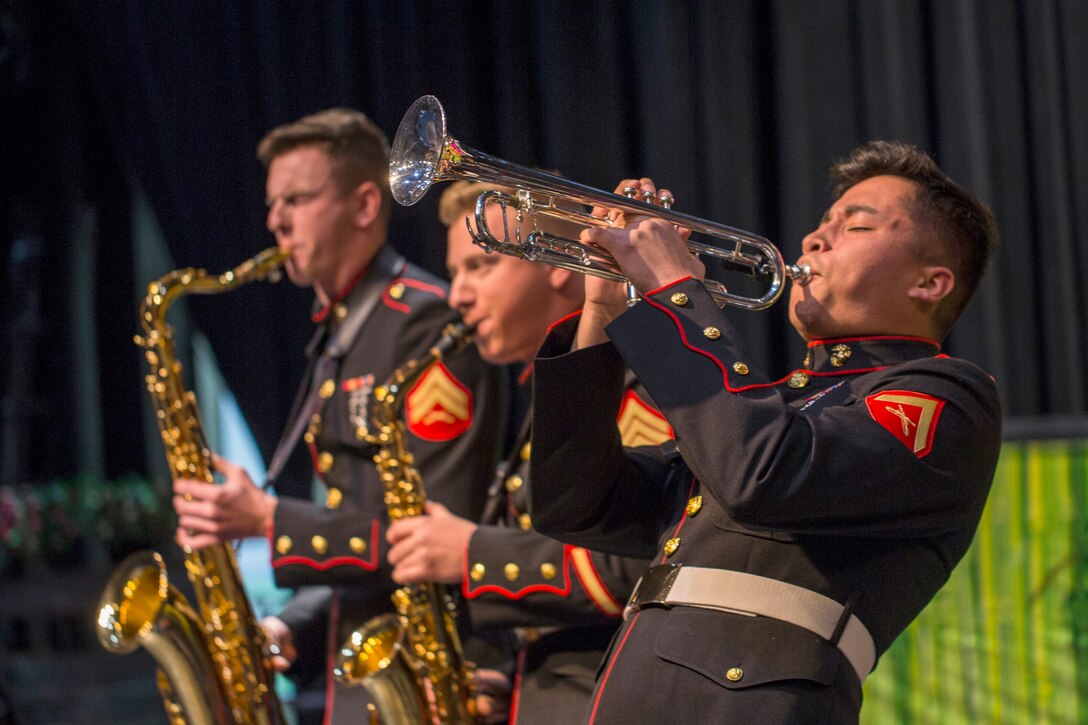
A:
[305,246,405,358]
[801,335,942,374]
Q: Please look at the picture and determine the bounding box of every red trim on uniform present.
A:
[462,544,574,599]
[516,362,534,386]
[272,519,380,570]
[312,265,369,323]
[589,610,642,725]
[659,474,698,564]
[382,277,448,314]
[509,646,527,725]
[570,547,624,617]
[807,334,941,349]
[546,309,583,336]
[307,439,324,481]
[645,275,694,297]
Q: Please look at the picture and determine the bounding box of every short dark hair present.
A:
[257,108,391,222]
[829,140,999,335]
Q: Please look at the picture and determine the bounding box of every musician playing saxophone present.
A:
[171,109,504,724]
[386,181,673,724]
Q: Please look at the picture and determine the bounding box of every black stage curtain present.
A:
[3,0,1086,486]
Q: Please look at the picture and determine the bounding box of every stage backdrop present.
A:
[2,0,1085,488]
[862,437,1088,724]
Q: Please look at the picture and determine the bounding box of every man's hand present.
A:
[386,501,477,584]
[260,615,297,672]
[473,668,512,724]
[575,178,702,349]
[173,455,277,549]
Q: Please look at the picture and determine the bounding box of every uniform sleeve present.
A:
[529,315,678,559]
[607,278,1003,537]
[270,497,392,587]
[461,524,650,629]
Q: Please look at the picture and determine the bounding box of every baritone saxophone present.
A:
[95,247,290,725]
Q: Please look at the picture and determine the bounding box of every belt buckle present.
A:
[628,564,682,613]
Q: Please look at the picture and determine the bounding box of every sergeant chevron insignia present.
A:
[616,390,674,447]
[864,389,945,458]
[406,361,472,441]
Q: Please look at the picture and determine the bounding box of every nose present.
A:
[447,272,473,316]
[801,227,828,255]
[266,200,287,237]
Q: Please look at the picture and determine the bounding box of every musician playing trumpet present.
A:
[527,141,1002,723]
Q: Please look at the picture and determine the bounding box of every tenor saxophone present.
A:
[95,247,289,725]
[334,322,479,724]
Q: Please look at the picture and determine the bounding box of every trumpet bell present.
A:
[390,95,450,206]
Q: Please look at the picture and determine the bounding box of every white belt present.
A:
[624,564,876,683]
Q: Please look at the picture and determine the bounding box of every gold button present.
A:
[788,371,810,389]
[326,487,343,509]
[504,563,520,581]
[540,563,557,580]
[470,563,486,581]
[388,282,406,299]
[308,414,322,436]
[518,513,532,531]
[317,452,334,473]
[726,667,744,682]
[663,537,681,556]
[319,379,336,399]
[670,292,689,307]
[520,442,531,461]
[275,535,292,555]
[686,496,703,516]
[732,362,749,376]
[803,350,814,369]
[332,303,348,322]
[504,474,523,492]
[311,536,328,555]
[703,326,721,340]
[349,536,367,554]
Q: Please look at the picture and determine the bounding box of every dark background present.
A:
[0,1,1086,721]
[3,0,1087,490]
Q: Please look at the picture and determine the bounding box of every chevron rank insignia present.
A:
[405,362,473,441]
[864,390,945,458]
[616,390,674,447]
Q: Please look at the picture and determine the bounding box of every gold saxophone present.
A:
[334,322,479,724]
[95,247,290,725]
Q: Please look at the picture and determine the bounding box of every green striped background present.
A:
[862,439,1088,724]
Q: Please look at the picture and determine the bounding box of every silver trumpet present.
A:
[389,94,810,310]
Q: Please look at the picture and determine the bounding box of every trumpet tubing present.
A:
[389,95,809,311]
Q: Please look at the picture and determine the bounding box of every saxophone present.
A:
[334,322,479,724]
[95,247,290,725]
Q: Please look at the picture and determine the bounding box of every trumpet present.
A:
[389,94,810,310]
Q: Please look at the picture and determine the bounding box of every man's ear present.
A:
[353,181,383,228]
[907,265,955,304]
[547,265,578,291]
